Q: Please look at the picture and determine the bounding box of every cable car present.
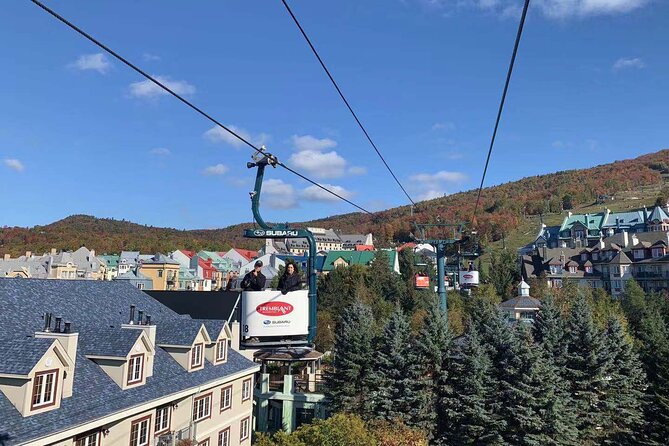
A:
[240,149,317,349]
[414,272,430,289]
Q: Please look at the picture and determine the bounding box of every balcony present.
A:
[634,271,663,279]
[154,425,194,446]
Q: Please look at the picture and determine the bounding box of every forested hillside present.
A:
[2,149,669,256]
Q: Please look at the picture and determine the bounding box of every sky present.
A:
[0,0,667,229]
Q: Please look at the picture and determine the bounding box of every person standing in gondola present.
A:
[278,260,303,294]
[241,260,266,291]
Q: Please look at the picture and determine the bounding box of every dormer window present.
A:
[127,354,144,385]
[191,343,204,369]
[585,266,593,273]
[75,431,100,446]
[215,340,227,363]
[31,369,59,409]
[569,266,577,273]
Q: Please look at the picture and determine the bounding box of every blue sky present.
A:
[1,0,667,229]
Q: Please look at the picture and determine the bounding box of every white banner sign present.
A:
[459,270,480,286]
[241,290,309,337]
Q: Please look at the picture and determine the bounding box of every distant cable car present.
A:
[414,273,430,289]
[459,263,480,289]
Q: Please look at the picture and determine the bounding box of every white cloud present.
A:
[289,149,348,179]
[143,53,161,62]
[348,166,367,175]
[416,0,650,19]
[410,171,467,183]
[613,57,646,71]
[202,164,229,176]
[301,184,354,202]
[263,179,298,209]
[410,170,466,202]
[129,75,195,98]
[432,121,456,131]
[3,159,24,172]
[203,125,269,149]
[150,147,171,156]
[291,135,337,152]
[288,134,364,179]
[416,189,447,201]
[70,53,111,74]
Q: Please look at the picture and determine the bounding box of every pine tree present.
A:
[637,310,669,444]
[326,302,377,416]
[440,326,505,445]
[620,279,647,332]
[412,301,453,440]
[563,296,609,445]
[499,327,578,446]
[599,317,646,444]
[370,306,417,424]
[532,294,567,364]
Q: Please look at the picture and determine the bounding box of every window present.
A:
[634,250,645,259]
[158,270,164,277]
[60,271,67,279]
[218,428,231,446]
[137,283,144,290]
[31,369,58,409]
[130,416,151,446]
[127,354,144,385]
[191,343,204,368]
[193,393,212,422]
[198,439,210,446]
[242,378,252,402]
[75,431,100,446]
[220,386,232,412]
[240,417,250,441]
[215,340,227,363]
[155,406,171,435]
[585,266,593,273]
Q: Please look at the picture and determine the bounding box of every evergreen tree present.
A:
[620,279,647,332]
[563,296,609,445]
[499,327,578,445]
[637,310,669,444]
[440,326,505,445]
[489,249,520,300]
[599,317,646,445]
[533,294,567,365]
[366,250,408,310]
[371,306,417,424]
[412,301,453,440]
[326,302,377,416]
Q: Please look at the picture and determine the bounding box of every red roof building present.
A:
[233,248,257,263]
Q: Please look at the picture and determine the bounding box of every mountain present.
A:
[2,149,669,256]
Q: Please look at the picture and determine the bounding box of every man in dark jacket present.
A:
[278,262,303,295]
[241,260,266,291]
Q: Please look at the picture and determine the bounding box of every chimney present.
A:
[89,249,95,259]
[50,248,57,255]
[622,230,629,248]
[137,310,144,325]
[568,211,572,218]
[128,305,136,325]
[631,233,639,247]
[54,317,62,333]
[43,312,53,332]
[2,254,9,261]
[560,251,566,267]
[25,251,32,258]
[35,319,79,398]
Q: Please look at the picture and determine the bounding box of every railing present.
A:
[154,425,193,446]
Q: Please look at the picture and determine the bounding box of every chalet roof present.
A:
[0,279,256,445]
[559,212,605,233]
[155,320,209,346]
[610,251,633,265]
[499,296,542,310]
[79,327,144,358]
[142,253,179,265]
[565,260,578,267]
[648,205,669,223]
[0,337,56,376]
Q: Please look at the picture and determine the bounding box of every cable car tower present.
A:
[413,222,482,313]
[240,148,317,349]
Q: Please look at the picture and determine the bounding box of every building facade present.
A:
[0,279,258,446]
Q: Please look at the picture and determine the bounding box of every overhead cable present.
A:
[29,0,373,215]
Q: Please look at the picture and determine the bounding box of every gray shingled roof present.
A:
[0,337,56,376]
[0,279,257,446]
[155,319,206,346]
[499,296,542,310]
[78,328,143,358]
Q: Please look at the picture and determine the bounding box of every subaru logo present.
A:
[263,320,271,325]
[254,230,265,237]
